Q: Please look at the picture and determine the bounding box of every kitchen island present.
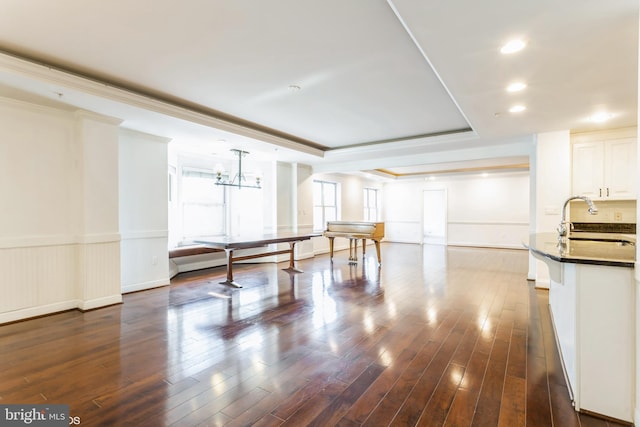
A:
[525,232,636,423]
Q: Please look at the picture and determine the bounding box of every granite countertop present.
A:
[525,232,636,268]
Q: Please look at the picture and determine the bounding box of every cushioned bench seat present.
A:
[168,245,223,258]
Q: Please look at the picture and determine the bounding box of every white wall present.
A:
[0,98,122,323]
[533,130,572,288]
[119,129,171,293]
[423,189,447,244]
[294,164,316,258]
[296,164,315,230]
[0,100,77,239]
[383,180,423,243]
[447,173,529,248]
[340,174,368,221]
[277,162,294,229]
[383,171,530,249]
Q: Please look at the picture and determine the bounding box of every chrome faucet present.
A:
[557,195,598,239]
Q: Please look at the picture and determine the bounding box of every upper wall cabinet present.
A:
[572,137,637,200]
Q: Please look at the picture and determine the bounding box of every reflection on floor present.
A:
[0,243,621,426]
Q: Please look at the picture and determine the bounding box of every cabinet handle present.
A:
[599,188,602,197]
[607,187,610,197]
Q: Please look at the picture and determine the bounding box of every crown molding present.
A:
[0,51,325,158]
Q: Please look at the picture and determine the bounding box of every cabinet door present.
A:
[578,265,634,422]
[604,137,636,200]
[572,141,604,199]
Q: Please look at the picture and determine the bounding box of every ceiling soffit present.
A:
[0,1,470,151]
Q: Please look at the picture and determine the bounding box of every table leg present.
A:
[220,248,242,288]
[283,241,304,273]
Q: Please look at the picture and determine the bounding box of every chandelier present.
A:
[214,149,262,189]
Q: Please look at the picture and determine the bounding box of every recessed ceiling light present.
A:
[500,39,526,54]
[509,105,526,113]
[589,112,614,123]
[506,82,527,92]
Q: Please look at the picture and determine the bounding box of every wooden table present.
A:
[194,232,320,288]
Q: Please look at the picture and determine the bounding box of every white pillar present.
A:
[74,110,123,310]
[291,162,298,231]
[533,130,571,288]
[634,9,640,423]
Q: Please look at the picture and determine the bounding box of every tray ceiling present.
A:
[0,0,636,176]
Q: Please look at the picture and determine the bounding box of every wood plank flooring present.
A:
[0,243,628,426]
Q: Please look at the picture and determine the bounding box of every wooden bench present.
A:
[168,245,223,259]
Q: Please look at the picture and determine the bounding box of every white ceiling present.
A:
[0,0,637,176]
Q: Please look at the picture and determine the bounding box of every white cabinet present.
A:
[578,265,635,421]
[572,138,636,200]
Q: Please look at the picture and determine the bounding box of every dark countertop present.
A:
[525,232,636,268]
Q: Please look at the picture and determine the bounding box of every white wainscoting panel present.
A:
[448,221,529,249]
[312,233,377,256]
[77,240,122,310]
[120,231,170,293]
[0,242,77,323]
[384,221,422,244]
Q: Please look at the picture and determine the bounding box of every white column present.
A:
[528,138,538,281]
[635,9,640,423]
[533,130,571,288]
[291,162,298,231]
[74,110,123,310]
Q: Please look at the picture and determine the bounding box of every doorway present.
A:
[423,189,447,245]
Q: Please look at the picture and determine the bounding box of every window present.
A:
[180,167,226,239]
[313,180,337,230]
[363,188,378,221]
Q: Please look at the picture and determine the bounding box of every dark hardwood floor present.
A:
[0,243,628,426]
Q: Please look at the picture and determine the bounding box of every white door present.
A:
[423,189,447,245]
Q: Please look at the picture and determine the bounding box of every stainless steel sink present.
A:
[568,236,635,246]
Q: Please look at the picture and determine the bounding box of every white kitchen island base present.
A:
[537,253,635,423]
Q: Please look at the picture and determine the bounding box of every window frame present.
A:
[313,179,339,231]
[169,155,229,247]
[363,187,379,221]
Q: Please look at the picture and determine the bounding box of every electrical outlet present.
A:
[614,212,623,221]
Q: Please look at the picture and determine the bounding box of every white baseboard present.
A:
[78,294,123,311]
[447,241,527,250]
[0,294,123,324]
[177,258,226,273]
[0,300,78,325]
[535,279,550,289]
[122,278,170,294]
